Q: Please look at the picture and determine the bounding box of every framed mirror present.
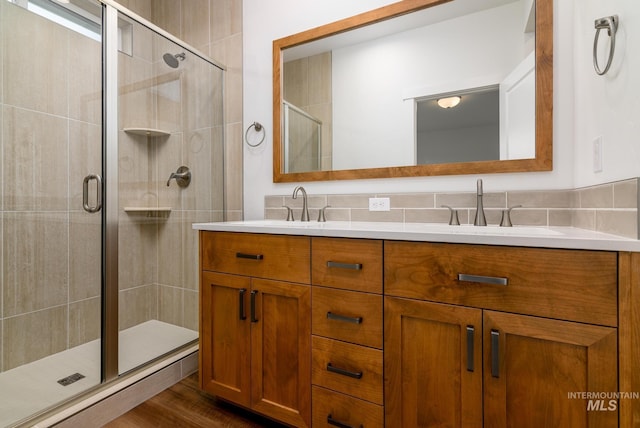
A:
[273,0,552,182]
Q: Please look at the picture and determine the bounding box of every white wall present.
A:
[242,0,600,220]
[572,0,640,187]
[332,2,528,170]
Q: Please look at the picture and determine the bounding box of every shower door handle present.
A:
[83,174,103,213]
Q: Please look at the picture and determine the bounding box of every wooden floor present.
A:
[104,373,286,428]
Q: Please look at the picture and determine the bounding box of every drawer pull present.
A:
[327,311,363,324]
[250,290,259,323]
[327,414,362,428]
[236,252,264,260]
[238,288,247,321]
[327,363,363,379]
[466,325,474,372]
[327,261,362,270]
[458,273,508,286]
[491,330,500,378]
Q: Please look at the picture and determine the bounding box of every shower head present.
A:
[163,52,186,68]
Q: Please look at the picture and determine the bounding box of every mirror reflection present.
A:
[279,0,541,176]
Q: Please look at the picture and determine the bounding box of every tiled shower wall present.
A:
[266,178,639,239]
[117,0,244,221]
[284,52,333,171]
[0,3,103,371]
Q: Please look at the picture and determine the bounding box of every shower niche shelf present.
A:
[124,207,172,219]
[123,128,171,138]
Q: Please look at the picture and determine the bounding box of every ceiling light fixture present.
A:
[437,96,462,109]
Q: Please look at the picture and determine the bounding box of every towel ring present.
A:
[593,15,618,76]
[245,122,266,147]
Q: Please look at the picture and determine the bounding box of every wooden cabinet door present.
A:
[483,311,618,428]
[250,278,311,427]
[200,271,251,407]
[385,297,483,428]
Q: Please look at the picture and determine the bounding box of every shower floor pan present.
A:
[0,320,197,427]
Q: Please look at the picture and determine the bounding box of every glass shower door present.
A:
[0,0,103,425]
[115,10,224,375]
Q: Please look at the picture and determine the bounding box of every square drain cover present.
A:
[57,372,85,386]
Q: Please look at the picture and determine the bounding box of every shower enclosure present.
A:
[0,0,225,426]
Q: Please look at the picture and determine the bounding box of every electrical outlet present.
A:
[369,197,390,211]
[593,136,603,173]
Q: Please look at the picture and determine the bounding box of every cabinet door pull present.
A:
[238,288,247,321]
[466,326,475,372]
[250,290,259,323]
[326,363,363,379]
[491,330,500,378]
[458,273,508,286]
[327,311,363,324]
[327,261,362,270]
[327,414,362,428]
[236,252,263,260]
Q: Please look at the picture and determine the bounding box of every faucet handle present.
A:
[318,205,331,222]
[283,206,294,221]
[500,205,523,227]
[441,205,460,226]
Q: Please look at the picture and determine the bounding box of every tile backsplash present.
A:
[265,178,639,240]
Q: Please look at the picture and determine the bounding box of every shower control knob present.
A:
[166,166,191,188]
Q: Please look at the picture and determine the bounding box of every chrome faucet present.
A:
[474,179,487,226]
[292,186,310,221]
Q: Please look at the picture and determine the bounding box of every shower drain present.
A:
[57,372,86,386]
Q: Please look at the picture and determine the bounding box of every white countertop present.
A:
[192,220,640,252]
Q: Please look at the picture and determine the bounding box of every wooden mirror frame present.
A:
[273,0,552,182]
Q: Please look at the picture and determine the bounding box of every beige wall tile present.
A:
[3,212,69,317]
[578,184,614,208]
[181,0,210,51]
[225,122,243,212]
[151,0,182,38]
[158,285,183,326]
[614,178,638,209]
[265,196,285,208]
[384,193,435,209]
[436,193,476,208]
[4,4,68,116]
[70,212,101,301]
[180,131,213,210]
[351,209,403,222]
[596,210,638,239]
[156,133,184,210]
[327,194,370,209]
[548,209,573,226]
[210,0,242,41]
[3,107,69,211]
[69,297,101,348]
[3,306,67,370]
[158,214,183,288]
[183,290,199,331]
[210,126,226,212]
[68,32,102,125]
[119,284,158,330]
[509,209,547,226]
[507,190,573,208]
[308,53,332,105]
[405,208,451,224]
[118,215,158,291]
[115,0,152,21]
[572,210,597,230]
[69,120,102,210]
[118,52,155,130]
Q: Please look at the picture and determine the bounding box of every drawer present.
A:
[312,287,382,349]
[312,237,382,293]
[200,231,310,284]
[311,336,383,405]
[312,386,383,428]
[385,241,618,326]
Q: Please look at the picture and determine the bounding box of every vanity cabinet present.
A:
[310,237,384,428]
[199,232,311,427]
[384,241,619,427]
